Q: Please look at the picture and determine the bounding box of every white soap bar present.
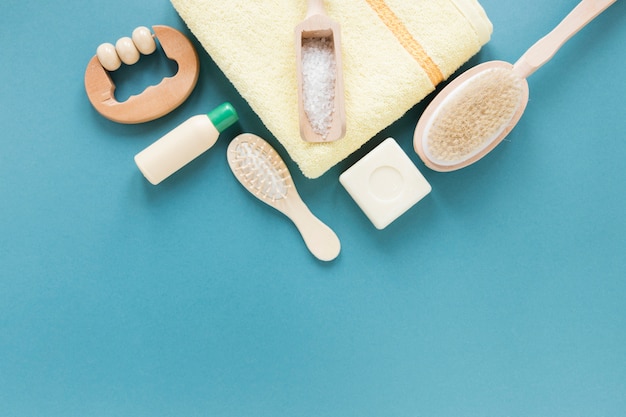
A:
[339,138,431,229]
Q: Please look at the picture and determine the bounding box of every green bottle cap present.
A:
[207,102,239,133]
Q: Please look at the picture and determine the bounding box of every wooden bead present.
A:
[132,26,156,55]
[96,42,121,71]
[115,37,140,65]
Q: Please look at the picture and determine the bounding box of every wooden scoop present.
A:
[295,0,346,142]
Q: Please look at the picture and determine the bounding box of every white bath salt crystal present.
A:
[301,37,336,139]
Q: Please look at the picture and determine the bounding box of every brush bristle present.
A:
[426,67,525,164]
[230,139,290,202]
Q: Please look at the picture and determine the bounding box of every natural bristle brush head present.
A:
[414,61,529,172]
[425,67,525,163]
[228,136,292,204]
[227,134,341,262]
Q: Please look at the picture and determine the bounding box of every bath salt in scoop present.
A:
[295,0,346,143]
[413,0,617,172]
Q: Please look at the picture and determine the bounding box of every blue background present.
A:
[1,1,625,416]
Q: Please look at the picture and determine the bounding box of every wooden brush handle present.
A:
[286,197,340,262]
[513,0,616,78]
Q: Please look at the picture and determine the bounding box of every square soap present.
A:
[339,138,431,229]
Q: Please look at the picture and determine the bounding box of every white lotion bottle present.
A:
[135,102,238,185]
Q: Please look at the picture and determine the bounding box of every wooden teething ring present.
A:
[84,25,200,124]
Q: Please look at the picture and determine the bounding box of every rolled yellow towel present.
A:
[170,0,492,178]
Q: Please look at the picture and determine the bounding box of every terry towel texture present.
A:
[170,0,492,178]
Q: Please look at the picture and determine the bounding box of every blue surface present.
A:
[1,1,625,416]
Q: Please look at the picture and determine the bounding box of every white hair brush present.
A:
[227,133,341,261]
[414,0,617,171]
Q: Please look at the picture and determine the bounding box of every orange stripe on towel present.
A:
[365,0,444,85]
